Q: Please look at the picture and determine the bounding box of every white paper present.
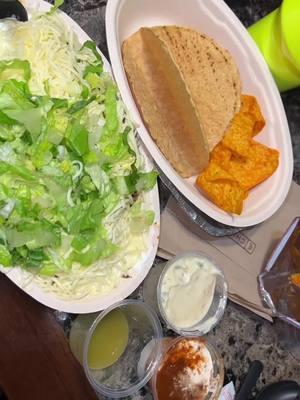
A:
[219,382,236,400]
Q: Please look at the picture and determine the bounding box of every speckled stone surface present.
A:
[48,0,300,398]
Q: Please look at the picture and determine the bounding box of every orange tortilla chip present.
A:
[225,151,278,190]
[232,112,257,136]
[247,141,279,165]
[241,94,266,135]
[210,143,232,167]
[222,116,252,157]
[225,155,257,190]
[200,161,237,182]
[196,173,246,215]
[196,94,279,215]
[221,142,279,190]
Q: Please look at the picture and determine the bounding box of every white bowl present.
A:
[0,0,160,313]
[106,0,294,227]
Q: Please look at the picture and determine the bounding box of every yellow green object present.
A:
[248,0,300,92]
[87,309,129,370]
[281,0,300,70]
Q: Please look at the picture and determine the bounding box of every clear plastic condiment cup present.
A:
[82,299,163,399]
[149,336,224,400]
[157,251,228,336]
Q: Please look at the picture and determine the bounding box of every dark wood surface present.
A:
[0,274,97,400]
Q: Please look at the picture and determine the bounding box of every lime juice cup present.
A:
[248,0,300,92]
[82,300,163,399]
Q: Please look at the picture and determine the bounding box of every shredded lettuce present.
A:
[48,0,64,15]
[0,8,157,299]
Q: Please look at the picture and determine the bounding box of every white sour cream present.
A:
[160,255,220,329]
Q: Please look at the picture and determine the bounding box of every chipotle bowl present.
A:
[106,0,293,227]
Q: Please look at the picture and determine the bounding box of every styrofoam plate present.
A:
[0,0,160,313]
[106,0,294,227]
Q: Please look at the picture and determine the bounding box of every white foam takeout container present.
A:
[0,0,160,313]
[106,0,294,227]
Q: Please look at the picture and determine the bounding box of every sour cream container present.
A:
[157,252,228,335]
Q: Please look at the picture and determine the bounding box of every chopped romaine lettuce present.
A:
[0,8,157,301]
[0,244,12,266]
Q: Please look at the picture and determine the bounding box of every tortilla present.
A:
[122,28,209,178]
[151,26,242,151]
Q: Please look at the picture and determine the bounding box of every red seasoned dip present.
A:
[154,338,221,400]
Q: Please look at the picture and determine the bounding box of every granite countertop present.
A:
[50,0,300,398]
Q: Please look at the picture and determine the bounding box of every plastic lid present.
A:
[157,252,228,336]
[83,300,162,399]
[151,337,224,400]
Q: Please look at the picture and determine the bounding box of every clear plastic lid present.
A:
[157,252,228,336]
[150,337,224,400]
[82,299,163,398]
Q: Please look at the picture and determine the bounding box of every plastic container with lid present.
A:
[148,337,224,400]
[81,299,163,399]
[157,252,228,336]
[248,0,300,92]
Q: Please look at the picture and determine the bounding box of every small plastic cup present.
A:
[157,252,228,336]
[82,300,163,399]
[248,0,300,92]
[149,337,224,400]
[69,313,98,365]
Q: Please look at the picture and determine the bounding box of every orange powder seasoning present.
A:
[155,338,213,400]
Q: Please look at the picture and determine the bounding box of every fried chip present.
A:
[196,94,279,215]
[247,141,279,165]
[224,155,257,190]
[241,94,265,135]
[222,115,252,157]
[222,142,279,191]
[210,143,232,167]
[225,149,278,190]
[196,173,245,215]
[200,161,237,182]
[233,111,257,135]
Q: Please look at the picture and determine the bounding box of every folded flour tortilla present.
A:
[122,27,209,178]
[122,26,241,177]
[151,26,241,151]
